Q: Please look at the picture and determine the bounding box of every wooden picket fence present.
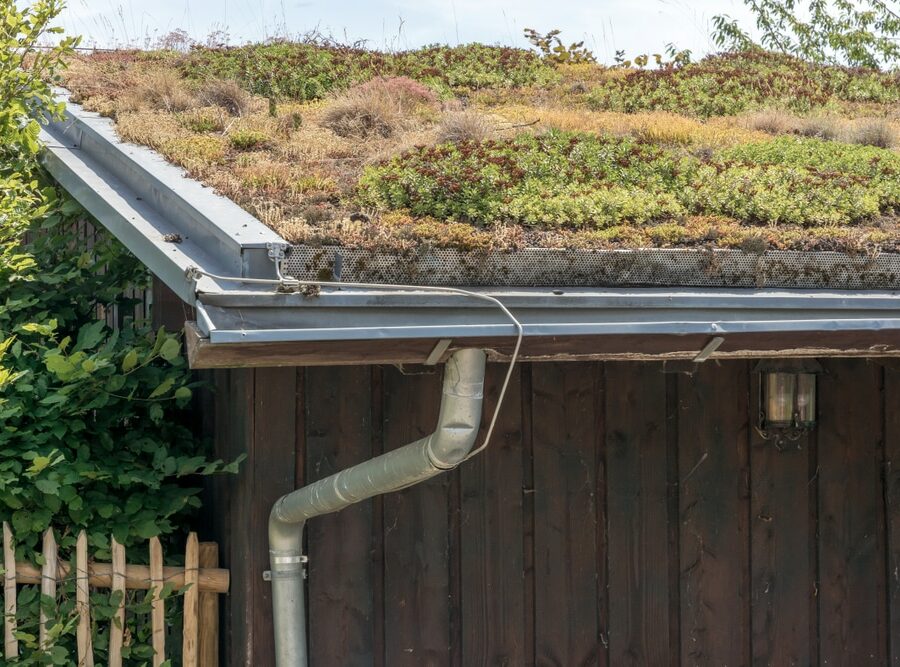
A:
[1,524,229,666]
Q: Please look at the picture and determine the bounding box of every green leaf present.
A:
[44,354,73,378]
[135,519,160,539]
[159,337,181,362]
[174,386,192,405]
[149,376,176,399]
[149,402,164,423]
[75,319,105,351]
[121,349,139,372]
[34,479,59,495]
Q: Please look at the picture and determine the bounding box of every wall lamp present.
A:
[755,359,822,448]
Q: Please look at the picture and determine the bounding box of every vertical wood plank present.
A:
[369,367,386,667]
[39,529,57,651]
[665,373,681,667]
[149,537,165,667]
[109,537,126,667]
[183,532,200,667]
[532,362,603,666]
[76,531,93,667]
[212,367,297,665]
[198,543,219,667]
[210,368,247,665]
[818,359,886,665]
[3,522,17,660]
[250,368,298,666]
[459,365,525,666]
[749,371,813,667]
[306,366,375,666]
[382,367,449,666]
[678,361,751,667]
[605,362,670,666]
[520,366,536,667]
[886,367,900,666]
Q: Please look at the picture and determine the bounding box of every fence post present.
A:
[109,538,126,667]
[198,542,219,667]
[75,531,93,667]
[38,529,57,651]
[149,537,165,667]
[3,522,16,659]
[182,533,199,667]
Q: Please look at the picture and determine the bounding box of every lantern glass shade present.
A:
[794,373,817,427]
[765,372,796,428]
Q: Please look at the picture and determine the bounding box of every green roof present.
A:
[59,45,900,254]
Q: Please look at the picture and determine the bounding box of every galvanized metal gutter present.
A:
[192,286,900,343]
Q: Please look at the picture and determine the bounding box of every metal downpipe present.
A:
[267,348,487,666]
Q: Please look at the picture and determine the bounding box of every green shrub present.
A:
[523,28,596,64]
[587,50,900,117]
[228,128,269,150]
[1,3,239,663]
[684,162,882,225]
[179,42,558,101]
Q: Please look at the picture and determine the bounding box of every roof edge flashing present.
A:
[39,90,289,303]
[46,90,283,252]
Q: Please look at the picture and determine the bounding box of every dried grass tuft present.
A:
[436,110,494,143]
[796,116,842,141]
[742,110,800,135]
[119,70,196,113]
[321,76,438,139]
[200,79,251,116]
[848,118,897,148]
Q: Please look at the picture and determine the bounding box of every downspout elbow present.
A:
[426,348,486,469]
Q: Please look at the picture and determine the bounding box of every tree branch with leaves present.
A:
[712,0,900,68]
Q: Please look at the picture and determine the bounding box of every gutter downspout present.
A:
[267,348,487,667]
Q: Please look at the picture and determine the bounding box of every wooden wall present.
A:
[207,358,900,666]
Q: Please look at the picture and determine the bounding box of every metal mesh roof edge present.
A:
[284,245,900,290]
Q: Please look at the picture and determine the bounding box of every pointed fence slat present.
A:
[3,522,17,659]
[182,533,199,667]
[39,530,57,651]
[109,538,126,667]
[149,537,165,667]
[75,531,93,667]
[198,543,219,667]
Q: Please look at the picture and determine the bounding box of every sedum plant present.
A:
[358,130,900,228]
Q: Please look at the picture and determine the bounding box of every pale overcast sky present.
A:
[57,0,758,63]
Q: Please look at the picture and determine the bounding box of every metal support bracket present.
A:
[267,242,290,263]
[693,336,725,363]
[425,339,453,365]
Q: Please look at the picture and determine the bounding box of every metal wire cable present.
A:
[190,266,524,462]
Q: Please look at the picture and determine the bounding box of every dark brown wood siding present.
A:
[209,358,900,666]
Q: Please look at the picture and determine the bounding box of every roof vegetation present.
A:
[60,40,900,253]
